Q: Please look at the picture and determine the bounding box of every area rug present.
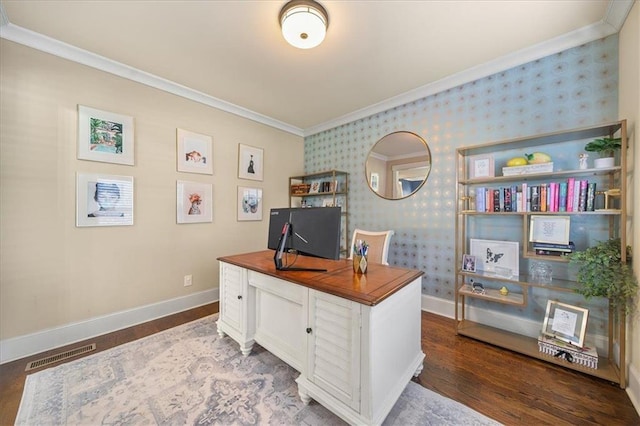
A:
[16,314,501,425]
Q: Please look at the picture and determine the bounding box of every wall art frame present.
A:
[237,186,263,221]
[529,215,571,245]
[177,180,213,224]
[76,173,134,227]
[177,128,213,175]
[542,300,589,348]
[77,105,134,165]
[462,254,476,272]
[238,143,264,181]
[469,238,519,278]
[468,154,495,179]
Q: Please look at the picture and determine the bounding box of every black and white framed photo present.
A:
[177,128,213,175]
[468,154,495,179]
[542,300,589,348]
[77,105,134,165]
[177,181,213,224]
[529,215,570,245]
[462,254,477,272]
[238,143,263,181]
[237,186,263,221]
[76,173,134,227]
[469,238,519,278]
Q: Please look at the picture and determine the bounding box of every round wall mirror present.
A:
[365,131,431,200]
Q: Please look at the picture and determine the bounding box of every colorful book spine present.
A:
[566,178,575,212]
[578,180,588,212]
[531,186,540,212]
[523,183,529,212]
[503,187,512,212]
[573,179,581,212]
[475,187,486,212]
[493,189,501,212]
[558,182,568,212]
[586,182,596,212]
[540,183,548,212]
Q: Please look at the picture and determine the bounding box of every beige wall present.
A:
[620,1,640,392]
[0,40,303,342]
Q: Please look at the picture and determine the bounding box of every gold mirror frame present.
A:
[365,131,431,200]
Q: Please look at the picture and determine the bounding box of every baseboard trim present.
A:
[627,362,640,416]
[0,288,219,364]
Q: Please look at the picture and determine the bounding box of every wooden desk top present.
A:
[218,250,424,306]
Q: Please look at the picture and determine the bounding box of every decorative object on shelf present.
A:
[584,137,621,168]
[499,286,509,296]
[541,300,589,348]
[579,153,589,169]
[76,173,134,227]
[279,0,329,50]
[176,128,213,175]
[468,154,495,179]
[529,215,570,245]
[237,186,263,221]
[238,143,264,181]
[524,152,552,164]
[77,105,134,165]
[352,239,368,274]
[469,279,485,294]
[502,162,553,176]
[462,254,476,272]
[595,188,621,211]
[506,157,528,167]
[308,181,321,193]
[176,180,213,224]
[530,261,553,284]
[538,334,598,369]
[469,239,519,277]
[569,238,638,314]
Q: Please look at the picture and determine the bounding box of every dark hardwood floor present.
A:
[1,303,638,425]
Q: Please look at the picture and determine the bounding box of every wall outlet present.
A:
[184,274,193,287]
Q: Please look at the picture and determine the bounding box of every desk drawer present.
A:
[248,271,306,305]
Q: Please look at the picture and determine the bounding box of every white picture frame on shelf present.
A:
[469,238,519,278]
[542,300,589,348]
[77,105,134,165]
[468,154,495,179]
[238,143,263,181]
[177,181,213,224]
[76,173,134,227]
[237,186,263,221]
[176,128,213,175]
[529,215,570,245]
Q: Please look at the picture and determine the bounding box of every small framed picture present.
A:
[468,154,495,179]
[77,105,134,165]
[469,238,519,277]
[462,254,476,272]
[542,300,589,348]
[177,128,213,175]
[370,173,379,192]
[238,143,264,181]
[308,181,321,194]
[76,173,134,227]
[530,215,571,245]
[237,186,263,221]
[177,181,213,224]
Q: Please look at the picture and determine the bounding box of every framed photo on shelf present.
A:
[177,180,213,224]
[542,300,589,348]
[529,215,570,245]
[237,186,263,221]
[462,254,476,272]
[469,238,519,277]
[238,143,264,181]
[77,105,134,165]
[76,173,134,227]
[308,181,321,194]
[468,154,495,179]
[177,128,213,174]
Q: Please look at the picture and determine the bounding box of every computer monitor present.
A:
[268,207,342,270]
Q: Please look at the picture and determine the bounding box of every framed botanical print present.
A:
[237,186,263,221]
[76,173,134,227]
[177,181,213,224]
[77,105,134,165]
[177,128,213,174]
[238,143,264,181]
[468,154,495,179]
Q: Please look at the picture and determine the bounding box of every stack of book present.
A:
[532,241,575,257]
[538,335,598,369]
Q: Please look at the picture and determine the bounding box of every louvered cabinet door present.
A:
[219,263,245,333]
[306,289,361,411]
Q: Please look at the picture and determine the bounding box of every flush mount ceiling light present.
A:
[279,0,329,49]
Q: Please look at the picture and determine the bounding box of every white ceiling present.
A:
[0,1,633,136]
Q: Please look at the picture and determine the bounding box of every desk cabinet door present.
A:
[219,263,245,334]
[307,290,361,411]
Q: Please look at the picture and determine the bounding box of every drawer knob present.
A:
[306,327,312,334]
[237,295,242,300]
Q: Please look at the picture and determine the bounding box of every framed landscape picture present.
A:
[177,128,213,175]
[76,173,134,227]
[77,105,134,165]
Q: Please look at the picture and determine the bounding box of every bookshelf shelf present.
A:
[455,120,628,388]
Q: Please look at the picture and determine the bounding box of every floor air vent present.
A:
[25,343,96,371]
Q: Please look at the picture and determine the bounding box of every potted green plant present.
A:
[569,238,637,315]
[584,137,621,168]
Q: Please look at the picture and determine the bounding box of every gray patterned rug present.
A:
[16,314,501,425]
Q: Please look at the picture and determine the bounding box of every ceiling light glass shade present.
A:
[279,0,328,49]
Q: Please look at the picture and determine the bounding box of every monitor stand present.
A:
[274,223,327,272]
